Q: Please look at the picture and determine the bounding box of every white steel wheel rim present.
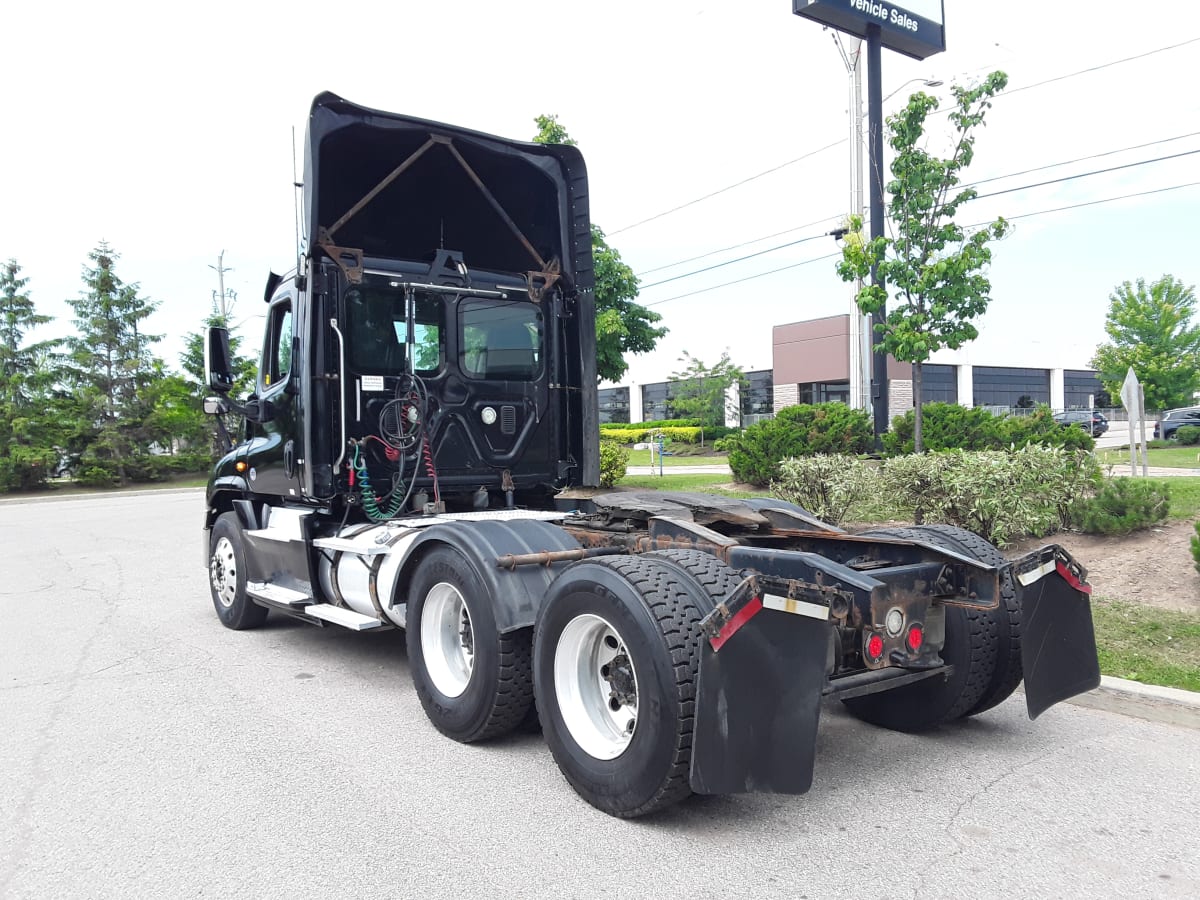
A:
[554,613,639,760]
[210,536,238,608]
[421,582,475,698]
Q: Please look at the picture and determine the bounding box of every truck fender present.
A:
[396,519,582,633]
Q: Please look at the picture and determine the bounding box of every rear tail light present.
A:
[907,624,924,652]
[865,633,884,661]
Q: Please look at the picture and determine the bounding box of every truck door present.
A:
[244,291,303,499]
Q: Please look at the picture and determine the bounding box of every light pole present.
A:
[836,29,940,424]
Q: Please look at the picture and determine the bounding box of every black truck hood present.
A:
[303,92,592,292]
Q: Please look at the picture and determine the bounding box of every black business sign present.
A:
[792,0,945,60]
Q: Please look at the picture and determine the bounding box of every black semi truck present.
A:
[202,93,1101,818]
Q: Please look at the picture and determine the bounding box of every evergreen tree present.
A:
[66,243,161,484]
[0,259,60,489]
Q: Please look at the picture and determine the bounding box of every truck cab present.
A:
[207,92,599,524]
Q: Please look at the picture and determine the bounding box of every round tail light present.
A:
[866,632,884,661]
[907,624,924,652]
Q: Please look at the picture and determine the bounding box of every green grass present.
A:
[1091,599,1200,692]
[1098,446,1200,469]
[617,473,770,498]
[624,448,729,467]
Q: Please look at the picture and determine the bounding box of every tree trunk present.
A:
[913,361,924,454]
[913,361,924,524]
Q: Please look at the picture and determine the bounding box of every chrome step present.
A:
[304,603,389,631]
[247,582,312,607]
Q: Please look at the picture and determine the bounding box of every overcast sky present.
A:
[3,1,1198,389]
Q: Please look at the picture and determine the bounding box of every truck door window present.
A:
[459,300,542,380]
[262,301,293,389]
[345,279,444,375]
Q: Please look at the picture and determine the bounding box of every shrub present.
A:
[0,448,55,493]
[77,465,118,488]
[723,403,872,485]
[770,455,879,526]
[598,439,629,488]
[882,403,1004,454]
[1003,407,1095,452]
[1073,478,1170,535]
[1177,425,1200,445]
[878,446,1102,546]
[882,403,1094,454]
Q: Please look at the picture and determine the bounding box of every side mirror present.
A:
[203,396,228,416]
[205,326,235,394]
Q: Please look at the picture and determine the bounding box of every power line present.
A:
[608,38,1200,238]
[639,231,836,290]
[636,214,842,276]
[1004,36,1200,96]
[967,130,1200,188]
[1000,180,1200,222]
[644,180,1200,310]
[971,148,1200,201]
[606,138,845,236]
[636,137,1199,295]
[645,252,841,308]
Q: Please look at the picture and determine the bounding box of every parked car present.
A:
[1155,406,1200,440]
[1054,410,1109,437]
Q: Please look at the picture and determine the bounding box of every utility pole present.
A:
[209,251,236,320]
[866,23,888,441]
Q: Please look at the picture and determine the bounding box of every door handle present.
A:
[284,440,296,479]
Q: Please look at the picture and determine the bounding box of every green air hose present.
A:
[352,444,406,521]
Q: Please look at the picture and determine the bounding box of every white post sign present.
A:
[1120,368,1141,476]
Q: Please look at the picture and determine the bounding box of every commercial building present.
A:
[598,313,1105,426]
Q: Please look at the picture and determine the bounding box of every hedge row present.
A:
[599,424,736,444]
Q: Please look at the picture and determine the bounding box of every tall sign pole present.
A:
[866,23,888,438]
[793,1,947,439]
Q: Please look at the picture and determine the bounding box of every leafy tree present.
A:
[838,72,1011,452]
[533,115,666,383]
[0,259,61,489]
[65,243,161,484]
[668,350,745,428]
[1090,275,1200,412]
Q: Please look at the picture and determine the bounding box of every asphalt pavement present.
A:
[2,490,1198,899]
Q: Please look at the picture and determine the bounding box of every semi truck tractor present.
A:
[202,92,1101,818]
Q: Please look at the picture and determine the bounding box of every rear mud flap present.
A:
[1015,547,1102,719]
[690,597,829,795]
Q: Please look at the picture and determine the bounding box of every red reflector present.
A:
[866,633,884,660]
[907,624,924,652]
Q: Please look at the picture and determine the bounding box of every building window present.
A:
[972,366,1050,408]
[921,364,958,404]
[598,386,631,424]
[741,369,774,418]
[1064,369,1104,409]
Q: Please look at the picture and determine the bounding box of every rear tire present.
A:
[406,546,533,742]
[841,525,1017,731]
[533,556,711,818]
[208,512,268,631]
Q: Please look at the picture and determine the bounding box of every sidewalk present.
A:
[1105,465,1200,477]
[625,464,733,476]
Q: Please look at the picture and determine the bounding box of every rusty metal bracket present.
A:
[316,229,365,284]
[526,258,561,303]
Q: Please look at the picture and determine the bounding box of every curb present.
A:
[1063,675,1200,730]
[0,486,204,506]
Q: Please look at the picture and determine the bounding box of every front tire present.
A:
[406,546,533,742]
[534,556,710,818]
[208,512,268,630]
